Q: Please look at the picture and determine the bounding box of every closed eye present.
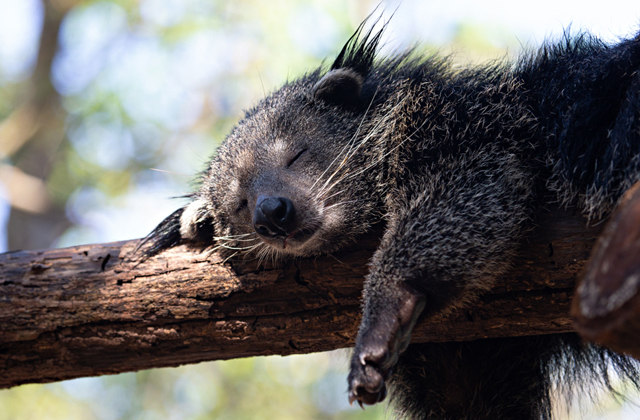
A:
[286,148,307,167]
[235,199,248,214]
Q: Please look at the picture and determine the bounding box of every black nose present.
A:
[253,195,296,238]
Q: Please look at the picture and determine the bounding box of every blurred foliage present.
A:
[0,351,387,420]
[2,0,639,419]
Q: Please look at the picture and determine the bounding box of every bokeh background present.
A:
[1,0,640,419]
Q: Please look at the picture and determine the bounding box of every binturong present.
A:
[142,18,640,420]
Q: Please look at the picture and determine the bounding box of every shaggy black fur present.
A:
[142,19,640,420]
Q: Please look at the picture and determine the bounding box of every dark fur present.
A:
[143,21,640,419]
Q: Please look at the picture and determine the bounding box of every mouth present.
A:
[257,223,320,252]
[283,228,318,249]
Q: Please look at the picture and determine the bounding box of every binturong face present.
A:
[193,70,384,261]
[143,26,394,263]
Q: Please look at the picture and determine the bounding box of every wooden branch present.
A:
[573,181,640,359]
[0,207,602,389]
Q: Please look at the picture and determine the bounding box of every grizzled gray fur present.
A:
[144,21,640,420]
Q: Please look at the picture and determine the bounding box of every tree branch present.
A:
[0,207,602,389]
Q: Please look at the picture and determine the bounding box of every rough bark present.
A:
[0,207,601,389]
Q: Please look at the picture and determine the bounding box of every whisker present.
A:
[321,189,346,202]
[310,86,381,191]
[150,168,191,177]
[256,245,271,267]
[315,98,407,199]
[217,243,262,251]
[222,252,239,264]
[339,111,434,186]
[324,199,363,210]
[216,237,259,242]
[213,232,256,241]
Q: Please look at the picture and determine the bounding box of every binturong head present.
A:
[141,23,395,262]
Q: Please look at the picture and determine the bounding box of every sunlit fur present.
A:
[144,21,640,420]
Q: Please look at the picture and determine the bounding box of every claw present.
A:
[348,392,356,406]
[358,400,364,410]
[360,353,367,365]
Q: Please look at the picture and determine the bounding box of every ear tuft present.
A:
[312,68,364,108]
[330,18,385,77]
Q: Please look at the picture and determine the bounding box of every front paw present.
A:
[348,346,392,407]
[348,281,426,407]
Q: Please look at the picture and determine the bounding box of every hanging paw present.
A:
[348,281,426,407]
[348,338,393,406]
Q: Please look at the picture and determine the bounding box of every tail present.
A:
[134,197,215,261]
[388,333,640,420]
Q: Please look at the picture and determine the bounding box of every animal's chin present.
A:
[258,225,321,255]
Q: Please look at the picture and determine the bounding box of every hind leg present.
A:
[389,336,556,420]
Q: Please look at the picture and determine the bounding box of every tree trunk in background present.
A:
[6,1,74,251]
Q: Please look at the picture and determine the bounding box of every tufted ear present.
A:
[331,19,383,76]
[312,68,364,107]
[312,19,385,108]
